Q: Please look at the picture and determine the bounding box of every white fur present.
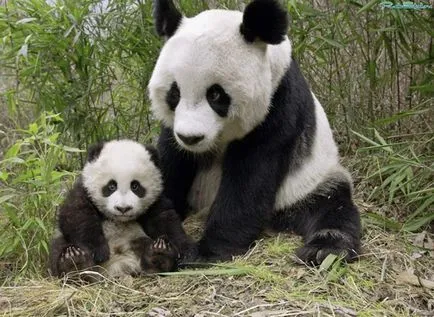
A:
[82,139,163,221]
[101,220,146,277]
[148,10,292,153]
[274,94,349,209]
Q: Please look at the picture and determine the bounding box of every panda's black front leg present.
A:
[193,147,282,262]
[158,127,199,220]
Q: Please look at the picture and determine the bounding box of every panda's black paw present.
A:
[178,244,234,268]
[152,237,178,257]
[58,245,94,274]
[142,237,178,273]
[295,229,359,266]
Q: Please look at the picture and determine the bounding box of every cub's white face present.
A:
[148,10,292,153]
[82,140,163,222]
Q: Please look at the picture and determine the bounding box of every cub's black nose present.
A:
[176,133,204,145]
[115,206,133,214]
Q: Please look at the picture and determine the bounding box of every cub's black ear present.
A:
[145,145,160,168]
[240,0,289,45]
[153,0,182,38]
[87,141,105,163]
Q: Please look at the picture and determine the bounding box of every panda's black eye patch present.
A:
[166,81,180,111]
[102,180,117,197]
[131,180,146,198]
[206,84,231,117]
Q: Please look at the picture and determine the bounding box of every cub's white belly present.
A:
[102,220,148,277]
[188,160,222,213]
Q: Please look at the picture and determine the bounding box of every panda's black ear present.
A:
[87,141,105,163]
[153,0,183,38]
[240,0,289,45]
[145,145,160,168]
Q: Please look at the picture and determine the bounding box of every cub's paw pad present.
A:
[58,246,94,274]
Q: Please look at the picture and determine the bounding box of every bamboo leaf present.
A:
[357,0,380,13]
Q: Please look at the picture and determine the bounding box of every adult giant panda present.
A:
[148,0,361,265]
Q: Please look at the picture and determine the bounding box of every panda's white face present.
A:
[148,10,292,153]
[82,140,162,222]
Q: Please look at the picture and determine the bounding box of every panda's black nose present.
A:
[176,133,204,145]
[115,206,133,214]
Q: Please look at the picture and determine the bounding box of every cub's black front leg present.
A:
[196,145,283,262]
[58,181,110,264]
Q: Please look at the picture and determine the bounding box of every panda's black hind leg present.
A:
[272,179,361,266]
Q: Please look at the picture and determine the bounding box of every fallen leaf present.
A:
[396,269,434,289]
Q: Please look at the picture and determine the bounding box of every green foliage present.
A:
[353,127,433,232]
[0,0,161,151]
[0,112,79,278]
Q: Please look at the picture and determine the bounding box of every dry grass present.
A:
[1,202,433,317]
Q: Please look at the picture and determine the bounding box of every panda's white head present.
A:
[148,0,292,153]
[82,140,163,222]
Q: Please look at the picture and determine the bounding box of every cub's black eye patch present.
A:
[166,81,180,111]
[102,180,117,197]
[131,180,146,198]
[206,84,231,117]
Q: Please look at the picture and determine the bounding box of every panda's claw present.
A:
[64,248,71,259]
[153,237,167,250]
[72,246,80,257]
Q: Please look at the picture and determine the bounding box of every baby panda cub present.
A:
[49,139,192,278]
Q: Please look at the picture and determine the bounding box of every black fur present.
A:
[131,180,146,198]
[166,82,180,111]
[57,178,111,265]
[153,0,182,38]
[102,179,117,197]
[158,128,200,220]
[270,180,361,265]
[86,141,105,162]
[240,0,289,45]
[145,145,161,169]
[158,59,361,263]
[206,84,231,117]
